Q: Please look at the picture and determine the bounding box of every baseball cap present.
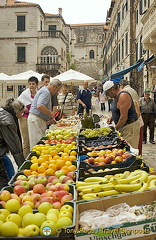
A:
[144,88,150,94]
[103,80,114,92]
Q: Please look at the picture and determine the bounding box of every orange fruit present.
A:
[30,156,38,160]
[69,156,77,161]
[41,162,48,169]
[66,161,72,166]
[61,153,69,158]
[66,165,76,172]
[52,155,60,160]
[38,157,45,165]
[31,159,38,163]
[42,155,50,161]
[23,169,32,176]
[62,156,69,162]
[50,150,58,157]
[31,171,38,175]
[45,168,55,176]
[49,160,56,164]
[56,160,64,170]
[70,151,77,156]
[38,165,46,173]
[48,164,57,171]
[30,163,38,171]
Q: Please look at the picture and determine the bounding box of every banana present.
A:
[127,170,144,178]
[77,184,101,192]
[137,182,148,192]
[146,175,156,185]
[76,181,101,187]
[114,174,142,184]
[91,185,103,193]
[82,193,97,200]
[114,173,124,179]
[148,179,156,189]
[136,171,149,182]
[82,187,95,194]
[96,190,119,198]
[122,171,131,178]
[84,177,108,183]
[102,183,114,191]
[114,182,142,192]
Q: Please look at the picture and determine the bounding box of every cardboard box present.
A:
[75,189,156,240]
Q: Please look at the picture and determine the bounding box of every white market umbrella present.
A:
[0,73,10,81]
[3,70,44,84]
[52,69,94,86]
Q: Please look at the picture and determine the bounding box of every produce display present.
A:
[85,148,132,164]
[76,170,156,200]
[79,201,156,229]
[56,115,80,127]
[45,128,78,140]
[80,127,112,138]
[0,201,74,237]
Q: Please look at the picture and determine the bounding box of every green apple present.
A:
[6,213,22,227]
[18,205,33,218]
[1,221,19,237]
[5,199,20,213]
[59,210,72,219]
[46,213,58,223]
[56,217,72,228]
[0,209,10,218]
[55,170,66,178]
[22,212,34,227]
[47,209,60,217]
[60,204,73,214]
[38,202,52,215]
[0,220,4,236]
[31,212,47,227]
[0,214,5,222]
[40,220,57,236]
[23,224,40,236]
[18,228,25,237]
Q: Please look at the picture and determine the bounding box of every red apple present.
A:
[65,179,75,185]
[87,158,95,165]
[48,176,58,183]
[48,185,58,192]
[115,156,123,163]
[52,179,60,185]
[22,201,35,209]
[11,193,21,203]
[14,185,26,196]
[0,201,6,207]
[40,197,52,204]
[52,201,62,209]
[14,180,22,186]
[33,184,46,194]
[104,156,113,164]
[61,194,73,205]
[59,175,67,183]
[66,172,76,180]
[0,190,11,201]
[62,176,71,184]
[32,193,41,204]
[57,184,69,192]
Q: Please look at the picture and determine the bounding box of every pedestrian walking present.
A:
[139,89,156,144]
[98,90,106,111]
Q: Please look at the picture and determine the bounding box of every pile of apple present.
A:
[84,148,132,165]
[43,136,76,145]
[0,201,74,237]
[0,175,75,210]
[45,128,78,140]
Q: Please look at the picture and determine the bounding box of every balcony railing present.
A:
[38,30,68,43]
[36,63,61,72]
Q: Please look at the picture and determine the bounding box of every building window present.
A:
[40,20,43,31]
[17,16,25,31]
[118,43,120,62]
[7,85,13,92]
[140,35,143,58]
[144,0,147,7]
[89,50,94,59]
[80,36,84,41]
[98,35,102,41]
[117,12,120,27]
[17,47,25,62]
[98,26,102,29]
[80,27,83,30]
[125,32,128,55]
[136,10,138,24]
[18,85,26,96]
[122,38,124,59]
[89,26,93,29]
[139,0,143,14]
[122,4,124,19]
[49,25,56,31]
[40,46,58,63]
[136,43,138,61]
[125,0,128,11]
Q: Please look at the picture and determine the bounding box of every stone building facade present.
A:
[102,0,156,95]
[0,0,74,77]
[70,23,104,80]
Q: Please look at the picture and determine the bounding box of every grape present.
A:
[81,127,112,138]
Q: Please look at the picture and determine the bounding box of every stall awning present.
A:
[111,59,144,79]
[137,55,155,72]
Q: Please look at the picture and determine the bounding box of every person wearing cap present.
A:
[103,80,140,149]
[139,89,156,144]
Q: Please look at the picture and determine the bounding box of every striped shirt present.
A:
[57,92,77,117]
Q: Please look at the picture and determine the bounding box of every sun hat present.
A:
[103,80,115,92]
